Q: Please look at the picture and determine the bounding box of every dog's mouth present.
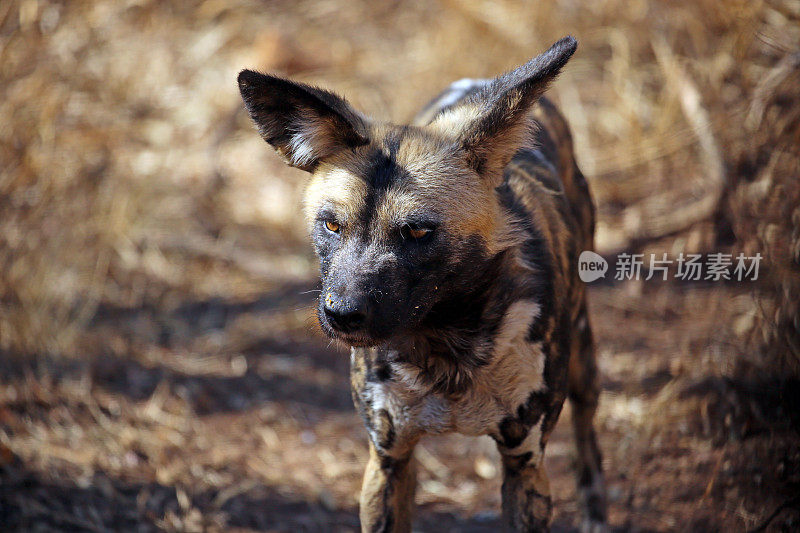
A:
[336,333,380,347]
[327,329,384,348]
[317,317,384,348]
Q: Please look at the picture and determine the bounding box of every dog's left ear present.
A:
[433,36,577,184]
[238,70,369,172]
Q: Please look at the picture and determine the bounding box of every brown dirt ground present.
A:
[1,276,798,531]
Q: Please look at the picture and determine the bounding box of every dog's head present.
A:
[238,37,576,347]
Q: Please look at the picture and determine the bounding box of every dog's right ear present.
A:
[238,70,369,172]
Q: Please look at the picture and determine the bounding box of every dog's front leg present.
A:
[351,348,418,532]
[499,451,552,532]
[359,442,417,533]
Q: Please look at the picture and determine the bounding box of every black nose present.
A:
[324,303,366,333]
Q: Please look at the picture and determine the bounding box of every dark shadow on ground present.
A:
[91,349,354,415]
[0,346,353,417]
[2,462,570,533]
[0,278,360,416]
[0,462,362,532]
[220,490,359,531]
[90,280,320,337]
[0,465,164,532]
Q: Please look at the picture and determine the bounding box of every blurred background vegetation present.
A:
[1,0,798,531]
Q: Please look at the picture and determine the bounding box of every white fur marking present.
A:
[435,78,490,109]
[493,300,541,356]
[490,299,546,409]
[287,112,340,167]
[359,300,547,445]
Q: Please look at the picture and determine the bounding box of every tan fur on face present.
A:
[378,128,499,242]
[303,148,372,231]
[303,123,517,254]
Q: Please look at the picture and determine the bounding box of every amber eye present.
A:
[324,220,340,233]
[408,228,430,239]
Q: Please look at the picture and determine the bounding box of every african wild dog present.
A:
[238,36,606,532]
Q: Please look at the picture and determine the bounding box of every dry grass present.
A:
[1,0,798,531]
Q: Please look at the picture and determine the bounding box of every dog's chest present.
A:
[365,300,546,440]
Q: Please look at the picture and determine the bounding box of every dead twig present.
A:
[746,51,800,130]
[623,37,727,243]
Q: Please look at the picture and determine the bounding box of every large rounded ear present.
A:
[237,71,369,172]
[429,36,577,184]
